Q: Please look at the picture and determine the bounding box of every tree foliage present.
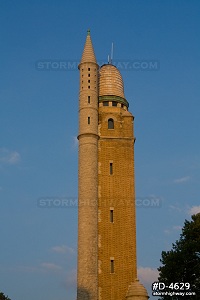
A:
[0,293,11,300]
[158,213,200,299]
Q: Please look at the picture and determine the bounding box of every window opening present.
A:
[110,210,114,223]
[111,260,114,273]
[108,118,114,129]
[110,163,113,175]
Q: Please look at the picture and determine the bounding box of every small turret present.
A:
[126,279,149,300]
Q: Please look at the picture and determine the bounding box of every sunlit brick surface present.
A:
[98,104,137,300]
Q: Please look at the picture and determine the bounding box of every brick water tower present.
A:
[77,30,149,300]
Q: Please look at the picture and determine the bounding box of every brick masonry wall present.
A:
[98,105,137,300]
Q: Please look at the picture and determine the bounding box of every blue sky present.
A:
[0,0,200,299]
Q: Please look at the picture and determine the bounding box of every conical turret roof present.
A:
[80,30,97,64]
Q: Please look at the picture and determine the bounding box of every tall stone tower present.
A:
[77,31,149,300]
[77,30,99,300]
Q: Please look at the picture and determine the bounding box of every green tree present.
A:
[0,292,11,300]
[158,213,200,299]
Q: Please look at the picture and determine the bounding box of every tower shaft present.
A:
[77,36,99,299]
[98,101,137,300]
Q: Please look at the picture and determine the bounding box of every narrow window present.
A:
[88,86,90,89]
[110,163,113,175]
[110,209,114,223]
[111,260,114,273]
[108,118,114,129]
[88,68,90,71]
[88,117,90,124]
[88,96,90,103]
[88,74,90,77]
[88,80,90,83]
[112,102,117,107]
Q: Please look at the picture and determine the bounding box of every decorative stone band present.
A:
[77,132,99,140]
[99,95,129,108]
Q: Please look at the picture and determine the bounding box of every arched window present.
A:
[108,118,114,129]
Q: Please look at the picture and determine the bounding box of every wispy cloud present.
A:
[188,206,200,216]
[0,148,21,165]
[4,265,40,273]
[138,267,159,284]
[41,262,62,272]
[173,225,182,231]
[4,262,63,274]
[164,225,182,235]
[169,204,182,213]
[51,245,76,255]
[169,203,194,215]
[65,269,77,289]
[173,176,190,184]
[72,136,78,148]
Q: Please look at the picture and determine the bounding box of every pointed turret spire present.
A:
[80,29,97,64]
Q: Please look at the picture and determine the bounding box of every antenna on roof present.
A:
[111,42,114,64]
[107,42,114,64]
